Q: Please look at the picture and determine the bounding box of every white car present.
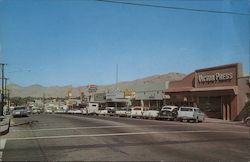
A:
[130,107,148,118]
[97,109,108,116]
[177,107,204,123]
[143,107,159,119]
[161,105,179,111]
[45,108,53,114]
[67,109,82,114]
[116,107,131,117]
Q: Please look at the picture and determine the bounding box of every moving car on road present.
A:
[177,107,204,123]
[12,106,28,117]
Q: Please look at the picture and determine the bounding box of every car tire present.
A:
[246,118,250,127]
[195,118,199,123]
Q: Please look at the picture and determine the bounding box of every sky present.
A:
[0,0,249,87]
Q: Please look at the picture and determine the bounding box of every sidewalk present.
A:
[0,116,10,136]
[204,117,246,126]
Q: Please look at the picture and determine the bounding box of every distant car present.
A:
[67,109,82,114]
[97,109,108,116]
[106,107,116,116]
[45,108,53,114]
[158,106,179,120]
[143,106,159,119]
[130,106,148,118]
[32,107,41,114]
[55,109,66,114]
[12,106,28,117]
[116,107,131,117]
[82,108,87,115]
[177,107,204,123]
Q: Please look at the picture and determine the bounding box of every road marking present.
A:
[7,130,248,141]
[10,124,178,132]
[0,139,6,162]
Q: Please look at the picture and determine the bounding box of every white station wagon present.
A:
[177,107,205,122]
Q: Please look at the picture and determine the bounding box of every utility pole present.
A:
[116,64,118,90]
[0,63,7,116]
[4,78,7,104]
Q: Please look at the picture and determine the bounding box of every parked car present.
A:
[143,106,159,119]
[115,107,131,117]
[97,108,108,116]
[86,102,99,115]
[158,106,179,120]
[32,107,41,114]
[12,106,28,117]
[55,109,66,114]
[67,109,82,114]
[106,107,116,116]
[130,106,148,118]
[245,117,250,127]
[177,107,204,122]
[45,108,53,114]
[82,108,87,115]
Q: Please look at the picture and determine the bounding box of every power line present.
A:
[97,0,249,16]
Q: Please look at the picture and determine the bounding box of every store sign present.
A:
[198,72,233,83]
[88,84,97,93]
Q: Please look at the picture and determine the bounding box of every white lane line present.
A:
[7,130,248,141]
[10,124,178,132]
[0,139,6,162]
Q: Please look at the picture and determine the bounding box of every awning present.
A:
[165,87,193,93]
[190,86,238,95]
[165,86,238,95]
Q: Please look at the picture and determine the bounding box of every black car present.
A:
[157,106,178,120]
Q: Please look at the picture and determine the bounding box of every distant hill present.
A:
[7,72,186,98]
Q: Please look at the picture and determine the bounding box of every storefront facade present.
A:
[165,63,250,121]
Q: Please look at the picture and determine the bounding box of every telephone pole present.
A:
[0,63,7,116]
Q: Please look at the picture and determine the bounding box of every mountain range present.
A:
[7,72,186,98]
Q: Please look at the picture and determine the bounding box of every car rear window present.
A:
[180,107,193,111]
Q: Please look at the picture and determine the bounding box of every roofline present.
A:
[195,63,241,72]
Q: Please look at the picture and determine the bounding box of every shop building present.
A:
[131,82,169,108]
[165,63,250,121]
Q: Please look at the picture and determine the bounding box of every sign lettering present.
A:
[198,72,233,83]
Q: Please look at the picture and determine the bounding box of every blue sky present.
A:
[0,0,249,86]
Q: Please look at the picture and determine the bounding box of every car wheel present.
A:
[195,118,199,123]
[246,118,250,127]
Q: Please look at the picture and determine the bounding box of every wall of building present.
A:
[237,76,250,117]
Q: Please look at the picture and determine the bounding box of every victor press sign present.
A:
[198,72,233,83]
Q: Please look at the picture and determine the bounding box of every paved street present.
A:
[1,114,249,161]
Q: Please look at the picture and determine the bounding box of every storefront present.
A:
[165,63,250,121]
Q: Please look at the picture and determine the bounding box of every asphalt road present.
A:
[1,114,249,161]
